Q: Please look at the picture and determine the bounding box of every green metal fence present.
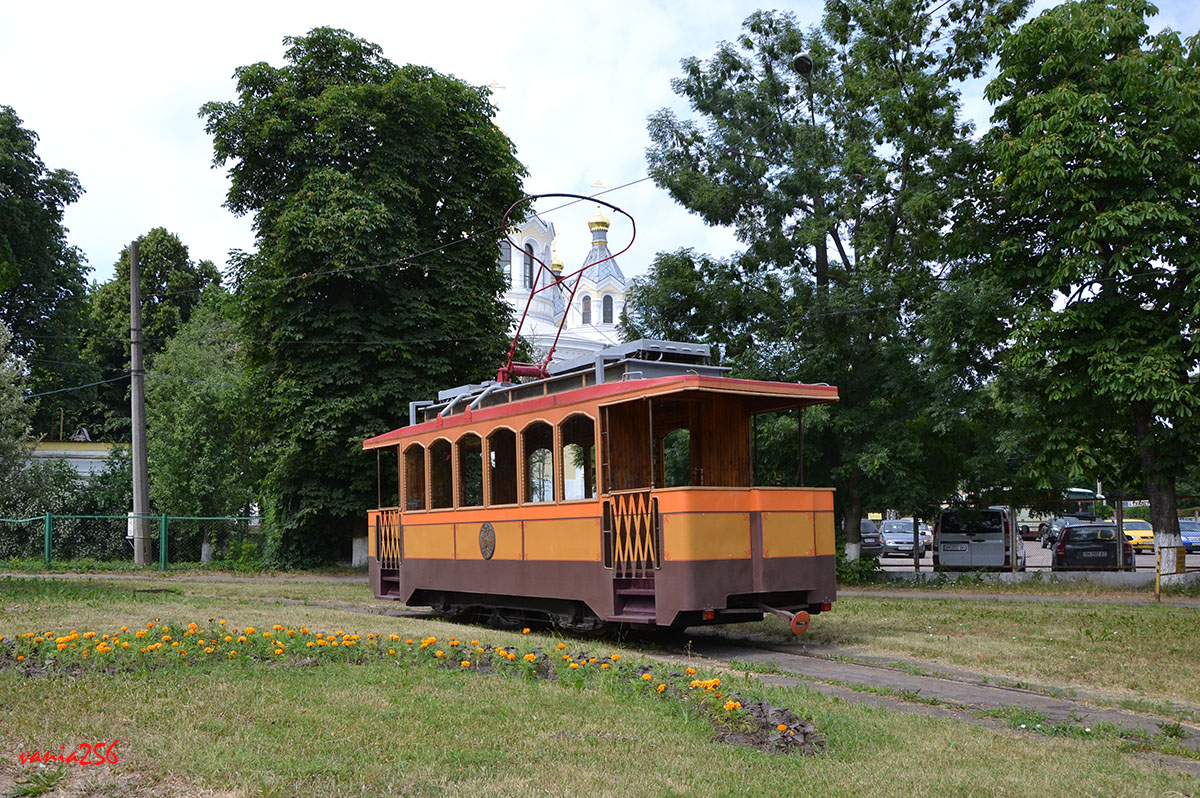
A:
[0,513,265,569]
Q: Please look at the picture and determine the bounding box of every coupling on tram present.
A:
[363,339,839,634]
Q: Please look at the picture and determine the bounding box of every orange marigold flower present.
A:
[610,654,620,661]
[406,639,414,645]
[461,660,471,668]
[219,620,226,626]
[686,667,696,675]
[205,647,215,654]
[641,673,652,681]
[556,643,566,650]
[121,642,130,649]
[224,636,233,643]
[180,650,187,657]
[522,628,530,634]
[435,650,444,658]
[600,663,610,669]
[16,655,24,661]
[657,684,666,693]
[228,651,238,659]
[273,625,283,631]
[120,626,128,632]
[507,652,516,661]
[237,636,247,644]
[569,662,580,670]
[777,724,788,732]
[317,640,328,647]
[524,653,537,662]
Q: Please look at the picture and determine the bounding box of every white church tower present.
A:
[498,204,629,366]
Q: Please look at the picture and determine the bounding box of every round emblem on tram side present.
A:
[479,522,496,560]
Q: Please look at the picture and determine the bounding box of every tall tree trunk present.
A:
[1132,400,1181,572]
[843,475,864,562]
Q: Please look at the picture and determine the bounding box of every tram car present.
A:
[363,339,839,634]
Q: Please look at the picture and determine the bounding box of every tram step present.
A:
[608,614,656,624]
[614,587,656,597]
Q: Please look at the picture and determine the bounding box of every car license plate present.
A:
[942,543,967,552]
[1082,551,1105,558]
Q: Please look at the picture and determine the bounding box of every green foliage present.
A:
[146,290,258,518]
[0,106,90,437]
[200,28,527,565]
[0,322,30,485]
[637,3,1029,552]
[83,227,221,439]
[984,0,1200,535]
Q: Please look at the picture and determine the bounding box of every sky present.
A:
[3,0,1199,287]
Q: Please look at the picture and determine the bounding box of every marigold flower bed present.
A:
[0,619,824,755]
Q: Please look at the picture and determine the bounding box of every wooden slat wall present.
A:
[700,394,751,487]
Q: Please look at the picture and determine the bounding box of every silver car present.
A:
[879,519,927,557]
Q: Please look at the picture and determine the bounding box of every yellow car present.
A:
[1118,519,1154,552]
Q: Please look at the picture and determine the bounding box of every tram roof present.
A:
[362,370,838,451]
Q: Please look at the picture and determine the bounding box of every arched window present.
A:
[523,421,555,503]
[499,241,512,286]
[429,439,453,509]
[602,294,614,324]
[488,428,518,505]
[524,244,535,289]
[457,434,483,507]
[560,414,596,500]
[403,444,426,510]
[581,296,592,325]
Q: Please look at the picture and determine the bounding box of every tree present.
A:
[83,227,221,439]
[0,322,30,485]
[146,290,258,518]
[0,106,90,438]
[641,2,1028,558]
[984,0,1200,560]
[200,28,527,565]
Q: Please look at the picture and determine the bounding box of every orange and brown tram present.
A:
[364,340,839,633]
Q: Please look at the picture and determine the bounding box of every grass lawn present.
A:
[1,577,1198,796]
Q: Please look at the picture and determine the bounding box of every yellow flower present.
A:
[57,643,67,651]
[228,651,238,659]
[657,684,666,693]
[641,673,652,681]
[524,653,537,662]
[330,641,339,647]
[273,625,283,631]
[219,620,226,626]
[435,650,444,658]
[224,635,233,643]
[244,626,255,634]
[317,640,328,647]
[461,660,471,668]
[121,642,130,649]
[600,663,610,669]
[307,641,316,648]
[237,636,247,644]
[262,632,272,638]
[204,647,215,654]
[569,663,579,670]
[135,630,146,639]
[685,667,696,675]
[610,654,620,661]
[390,634,400,642]
[120,626,128,632]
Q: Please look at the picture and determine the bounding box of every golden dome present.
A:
[588,207,610,232]
[551,241,564,272]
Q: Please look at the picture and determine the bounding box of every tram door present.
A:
[600,399,679,622]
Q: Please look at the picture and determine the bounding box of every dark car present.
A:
[878,519,926,557]
[1041,516,1081,549]
[859,519,883,557]
[1052,523,1134,571]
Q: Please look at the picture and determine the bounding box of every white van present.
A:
[934,508,1025,570]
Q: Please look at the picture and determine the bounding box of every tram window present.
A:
[403,444,426,510]
[488,428,518,505]
[458,434,483,507]
[523,422,555,503]
[560,414,596,500]
[429,439,453,509]
[378,446,400,508]
[751,410,803,487]
[663,429,691,487]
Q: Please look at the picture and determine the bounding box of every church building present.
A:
[498,205,629,365]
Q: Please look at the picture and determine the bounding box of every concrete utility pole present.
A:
[130,239,151,566]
